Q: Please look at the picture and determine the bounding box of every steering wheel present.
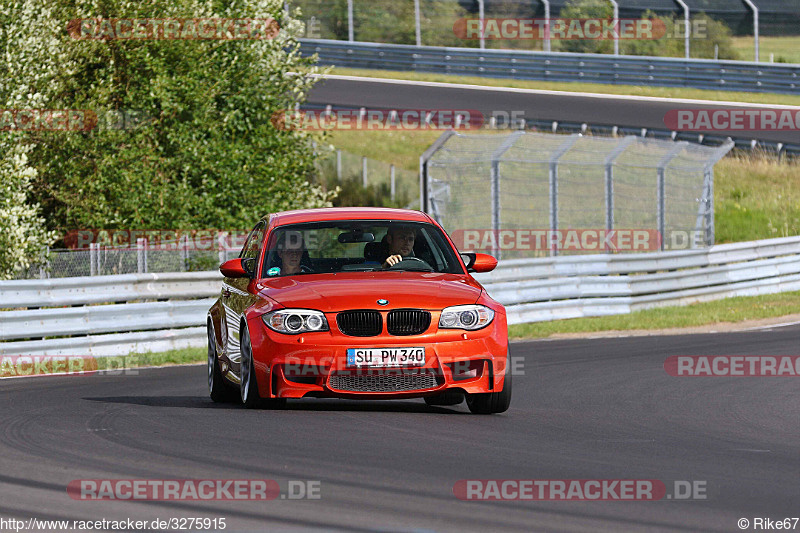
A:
[388,257,433,270]
[300,264,315,273]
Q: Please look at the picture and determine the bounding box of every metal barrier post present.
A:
[742,0,759,62]
[674,0,690,59]
[419,130,456,214]
[548,135,581,256]
[390,164,396,201]
[603,136,636,250]
[90,243,97,276]
[490,131,525,259]
[704,168,714,246]
[362,156,368,187]
[541,0,551,52]
[347,0,353,42]
[657,142,689,251]
[137,238,148,274]
[39,246,49,279]
[414,0,421,46]
[478,0,485,50]
[218,232,227,267]
[336,149,342,181]
[180,234,189,271]
[609,0,619,55]
[701,141,734,246]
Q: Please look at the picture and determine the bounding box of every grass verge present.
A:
[731,35,800,65]
[0,347,206,378]
[94,347,206,371]
[330,67,800,107]
[509,290,800,339]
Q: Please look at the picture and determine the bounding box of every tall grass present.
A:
[730,36,800,64]
[715,153,800,243]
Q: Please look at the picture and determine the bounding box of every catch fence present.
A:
[421,130,733,258]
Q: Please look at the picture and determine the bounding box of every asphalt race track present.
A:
[1,326,798,532]
[307,76,800,146]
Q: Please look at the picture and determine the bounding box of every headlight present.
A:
[438,305,494,330]
[262,309,329,334]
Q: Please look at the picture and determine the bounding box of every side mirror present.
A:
[461,252,497,273]
[220,258,252,278]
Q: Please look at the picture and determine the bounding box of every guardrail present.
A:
[299,39,800,95]
[0,272,221,356]
[473,235,800,324]
[1,235,798,355]
[301,103,800,158]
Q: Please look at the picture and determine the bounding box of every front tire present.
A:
[466,367,512,414]
[240,322,286,409]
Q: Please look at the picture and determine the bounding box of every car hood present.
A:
[255,272,482,312]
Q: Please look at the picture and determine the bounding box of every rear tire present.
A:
[466,368,512,414]
[240,323,286,410]
[208,323,234,403]
[424,390,465,406]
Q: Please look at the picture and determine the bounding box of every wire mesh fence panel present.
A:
[311,146,418,207]
[429,160,494,234]
[289,0,800,51]
[13,247,237,280]
[419,0,471,47]
[426,133,512,234]
[287,0,347,40]
[612,141,674,247]
[422,131,732,258]
[664,143,718,246]
[557,136,618,231]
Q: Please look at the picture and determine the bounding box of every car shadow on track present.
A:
[83,396,468,414]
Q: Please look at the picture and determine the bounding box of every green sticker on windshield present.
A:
[267,267,280,276]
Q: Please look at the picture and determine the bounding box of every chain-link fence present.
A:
[312,144,419,208]
[11,146,417,280]
[15,244,238,280]
[421,131,733,258]
[287,0,800,48]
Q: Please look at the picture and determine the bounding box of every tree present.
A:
[0,1,61,278]
[554,1,739,59]
[555,0,613,54]
[0,145,57,279]
[4,0,335,245]
[622,11,740,60]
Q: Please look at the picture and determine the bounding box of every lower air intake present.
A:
[328,372,439,392]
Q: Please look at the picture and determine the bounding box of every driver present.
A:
[276,231,306,275]
[382,224,417,269]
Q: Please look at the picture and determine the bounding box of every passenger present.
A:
[382,224,417,269]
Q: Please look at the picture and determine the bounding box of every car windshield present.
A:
[261,220,464,277]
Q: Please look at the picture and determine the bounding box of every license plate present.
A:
[346,347,425,367]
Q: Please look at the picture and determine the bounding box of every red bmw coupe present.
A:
[207,207,511,414]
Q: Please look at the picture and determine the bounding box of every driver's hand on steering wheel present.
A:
[382,254,403,269]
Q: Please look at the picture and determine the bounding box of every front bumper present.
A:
[247,310,508,400]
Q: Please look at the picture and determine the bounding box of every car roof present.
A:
[266,207,433,227]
